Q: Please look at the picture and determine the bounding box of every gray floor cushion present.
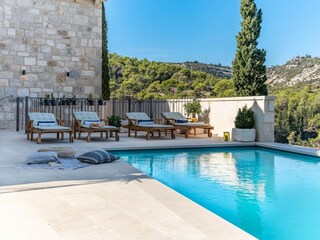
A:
[38,147,76,158]
[77,149,120,164]
[26,152,59,164]
[21,158,91,170]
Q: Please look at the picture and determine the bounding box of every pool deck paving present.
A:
[1,130,318,239]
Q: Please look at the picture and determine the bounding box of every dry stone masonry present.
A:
[0,0,104,129]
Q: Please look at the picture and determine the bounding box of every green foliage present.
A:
[87,93,94,105]
[184,99,202,117]
[101,3,110,100]
[109,54,224,99]
[234,105,255,129]
[213,79,236,97]
[272,84,320,147]
[232,0,268,96]
[107,115,122,128]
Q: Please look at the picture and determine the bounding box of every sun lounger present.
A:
[161,112,213,138]
[125,112,175,140]
[73,111,120,142]
[27,112,74,144]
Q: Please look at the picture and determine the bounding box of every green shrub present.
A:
[234,105,255,129]
[184,99,202,117]
[107,115,122,128]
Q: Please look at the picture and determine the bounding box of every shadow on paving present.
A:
[0,166,151,195]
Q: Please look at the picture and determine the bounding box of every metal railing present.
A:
[16,97,193,131]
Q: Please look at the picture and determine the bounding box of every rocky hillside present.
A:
[178,61,232,79]
[174,57,320,88]
[267,56,320,87]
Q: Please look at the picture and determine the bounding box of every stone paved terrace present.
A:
[0,130,258,240]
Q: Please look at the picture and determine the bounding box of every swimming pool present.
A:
[116,147,320,240]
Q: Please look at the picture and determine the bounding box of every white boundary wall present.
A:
[199,96,276,142]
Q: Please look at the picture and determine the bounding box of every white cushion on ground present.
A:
[37,147,76,158]
[26,152,59,165]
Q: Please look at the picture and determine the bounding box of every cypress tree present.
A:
[232,0,268,96]
[102,2,110,100]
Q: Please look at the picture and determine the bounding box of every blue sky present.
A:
[105,0,320,67]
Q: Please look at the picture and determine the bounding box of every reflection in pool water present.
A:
[116,147,320,240]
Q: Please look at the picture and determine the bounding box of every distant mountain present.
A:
[177,61,232,79]
[267,56,320,87]
[178,57,320,88]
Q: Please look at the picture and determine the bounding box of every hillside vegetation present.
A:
[179,61,232,79]
[271,85,320,148]
[109,53,234,99]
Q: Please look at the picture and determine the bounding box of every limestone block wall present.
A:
[0,0,104,129]
[199,96,276,142]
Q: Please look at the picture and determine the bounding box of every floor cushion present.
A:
[77,150,119,164]
[38,147,76,158]
[26,152,59,165]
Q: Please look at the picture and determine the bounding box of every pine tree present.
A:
[102,2,110,100]
[232,0,268,96]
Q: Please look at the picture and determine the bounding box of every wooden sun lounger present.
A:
[125,112,175,140]
[27,112,74,144]
[161,112,213,138]
[73,111,120,142]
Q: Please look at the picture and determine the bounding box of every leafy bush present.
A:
[107,115,122,128]
[234,105,255,129]
[184,99,202,117]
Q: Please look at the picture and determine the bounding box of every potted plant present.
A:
[198,108,210,124]
[87,93,94,106]
[107,115,122,137]
[184,99,202,119]
[98,94,104,106]
[44,94,50,106]
[107,115,122,128]
[232,105,256,142]
[70,94,76,105]
[50,92,57,106]
[60,95,66,105]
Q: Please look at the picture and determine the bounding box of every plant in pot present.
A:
[232,105,256,142]
[50,93,57,106]
[107,115,122,137]
[107,115,122,128]
[69,94,76,105]
[60,95,66,105]
[198,107,210,124]
[43,94,50,106]
[184,99,202,121]
[98,94,104,106]
[87,93,94,106]
[71,94,77,105]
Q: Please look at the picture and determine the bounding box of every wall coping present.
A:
[198,96,277,102]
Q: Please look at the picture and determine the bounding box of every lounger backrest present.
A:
[162,112,186,120]
[125,112,151,125]
[73,111,100,122]
[28,112,57,126]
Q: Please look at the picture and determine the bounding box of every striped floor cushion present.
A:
[77,150,119,164]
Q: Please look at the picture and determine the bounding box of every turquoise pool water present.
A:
[116,147,320,240]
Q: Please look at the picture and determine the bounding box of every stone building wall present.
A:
[0,0,103,129]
